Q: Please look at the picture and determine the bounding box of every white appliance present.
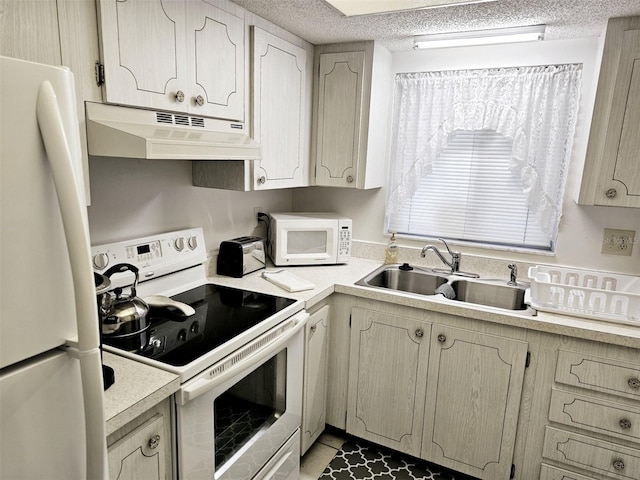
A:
[0,56,107,479]
[92,229,307,480]
[267,212,352,266]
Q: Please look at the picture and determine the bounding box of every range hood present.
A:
[85,102,260,160]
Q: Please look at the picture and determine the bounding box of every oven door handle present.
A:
[178,311,309,405]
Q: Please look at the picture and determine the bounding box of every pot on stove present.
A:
[100,263,150,352]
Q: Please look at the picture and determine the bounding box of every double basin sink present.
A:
[355,263,532,312]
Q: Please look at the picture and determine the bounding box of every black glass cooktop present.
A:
[136,284,296,366]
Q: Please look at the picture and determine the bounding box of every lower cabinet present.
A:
[347,308,431,457]
[422,325,528,479]
[107,399,172,480]
[345,306,528,478]
[301,304,330,454]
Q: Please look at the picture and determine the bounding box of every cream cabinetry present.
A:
[578,15,640,207]
[301,304,329,454]
[251,26,308,190]
[311,41,392,189]
[540,349,640,479]
[107,398,172,480]
[346,307,430,457]
[341,300,528,479]
[96,0,245,121]
[422,325,527,480]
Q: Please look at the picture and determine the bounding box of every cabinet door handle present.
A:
[310,325,317,334]
[175,90,185,103]
[619,418,632,430]
[258,176,266,185]
[612,459,625,471]
[195,95,205,106]
[437,334,446,343]
[346,175,354,184]
[148,434,161,450]
[415,329,423,338]
[628,377,640,389]
[605,188,617,199]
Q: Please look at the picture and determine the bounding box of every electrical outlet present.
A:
[253,206,263,227]
[601,228,635,256]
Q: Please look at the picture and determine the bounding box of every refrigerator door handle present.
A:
[36,80,108,480]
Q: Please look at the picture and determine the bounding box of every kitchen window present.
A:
[385,64,583,251]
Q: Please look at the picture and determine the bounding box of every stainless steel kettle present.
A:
[100,263,150,352]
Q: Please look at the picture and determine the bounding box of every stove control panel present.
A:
[92,227,207,286]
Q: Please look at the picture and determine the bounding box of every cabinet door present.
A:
[251,27,308,190]
[97,0,187,112]
[301,305,329,454]
[422,326,527,479]
[108,414,166,480]
[315,51,365,188]
[594,29,640,207]
[347,308,430,457]
[185,0,244,121]
[579,16,640,207]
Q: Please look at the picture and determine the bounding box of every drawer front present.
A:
[556,350,640,401]
[540,463,597,480]
[543,427,640,480]
[549,388,640,444]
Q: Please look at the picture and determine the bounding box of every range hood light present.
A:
[413,25,546,49]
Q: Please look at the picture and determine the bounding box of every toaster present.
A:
[217,236,266,278]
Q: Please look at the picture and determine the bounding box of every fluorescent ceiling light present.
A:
[324,0,497,17]
[414,25,546,49]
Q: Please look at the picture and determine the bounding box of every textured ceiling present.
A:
[230,0,640,51]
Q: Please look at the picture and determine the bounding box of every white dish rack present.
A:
[528,265,640,326]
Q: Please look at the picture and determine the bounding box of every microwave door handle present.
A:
[178,312,309,405]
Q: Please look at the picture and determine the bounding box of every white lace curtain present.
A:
[386,64,583,237]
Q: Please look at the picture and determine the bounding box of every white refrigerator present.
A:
[0,56,107,479]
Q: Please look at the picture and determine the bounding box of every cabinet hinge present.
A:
[510,464,515,479]
[95,62,105,86]
[525,351,531,368]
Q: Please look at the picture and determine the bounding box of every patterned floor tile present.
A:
[318,439,477,480]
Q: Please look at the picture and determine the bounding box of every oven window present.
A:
[288,230,327,254]
[214,350,287,472]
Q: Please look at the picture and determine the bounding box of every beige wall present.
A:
[293,37,640,276]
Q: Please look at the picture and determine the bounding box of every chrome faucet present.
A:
[421,239,461,273]
[507,264,518,286]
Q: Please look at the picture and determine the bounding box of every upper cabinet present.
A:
[250,26,308,190]
[96,0,245,121]
[311,41,392,189]
[578,15,640,208]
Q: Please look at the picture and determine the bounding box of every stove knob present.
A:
[188,236,198,250]
[190,321,199,334]
[177,328,188,342]
[93,252,109,270]
[174,237,185,252]
[151,339,163,349]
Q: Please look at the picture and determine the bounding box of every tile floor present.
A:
[300,430,473,480]
[300,430,347,479]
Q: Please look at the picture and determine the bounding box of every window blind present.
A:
[388,129,551,249]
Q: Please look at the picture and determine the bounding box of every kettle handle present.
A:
[102,263,140,296]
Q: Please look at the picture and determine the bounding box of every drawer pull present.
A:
[612,458,625,471]
[629,378,640,389]
[619,418,632,430]
[148,434,161,450]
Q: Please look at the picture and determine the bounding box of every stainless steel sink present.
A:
[450,278,529,311]
[356,264,449,296]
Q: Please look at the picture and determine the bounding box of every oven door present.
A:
[175,311,307,480]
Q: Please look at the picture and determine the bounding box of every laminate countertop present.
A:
[102,257,639,434]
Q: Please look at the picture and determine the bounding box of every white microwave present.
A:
[267,212,352,266]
